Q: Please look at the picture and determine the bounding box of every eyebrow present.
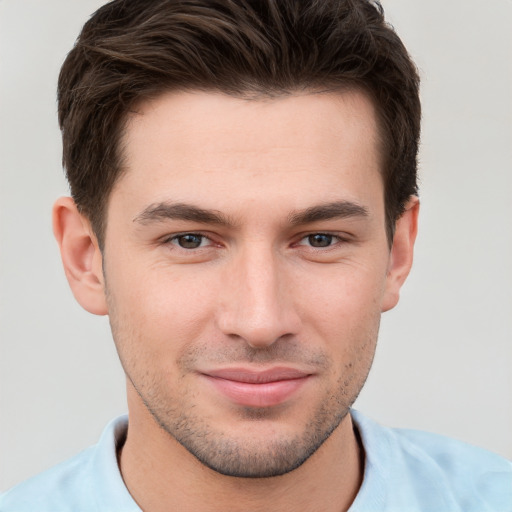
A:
[133,202,235,227]
[288,201,369,226]
[133,200,369,227]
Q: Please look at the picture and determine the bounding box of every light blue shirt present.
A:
[1,411,511,511]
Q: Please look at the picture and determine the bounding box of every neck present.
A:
[119,390,364,512]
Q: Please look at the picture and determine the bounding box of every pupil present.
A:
[179,234,202,248]
[309,234,332,247]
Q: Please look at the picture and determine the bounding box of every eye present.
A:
[302,233,336,248]
[170,233,210,249]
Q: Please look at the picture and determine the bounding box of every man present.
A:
[1,0,510,510]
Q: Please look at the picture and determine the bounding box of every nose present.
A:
[216,245,301,348]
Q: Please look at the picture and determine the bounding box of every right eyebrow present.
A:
[133,202,236,227]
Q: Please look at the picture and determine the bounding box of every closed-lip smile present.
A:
[199,367,313,407]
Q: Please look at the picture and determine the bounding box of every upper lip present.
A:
[201,367,312,384]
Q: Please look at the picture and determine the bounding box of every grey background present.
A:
[1,0,511,491]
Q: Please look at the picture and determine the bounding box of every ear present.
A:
[52,197,108,315]
[381,197,419,312]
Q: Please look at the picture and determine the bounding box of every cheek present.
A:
[294,262,387,324]
[293,264,384,368]
[105,261,221,361]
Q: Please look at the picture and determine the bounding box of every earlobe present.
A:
[52,197,108,315]
[381,197,419,312]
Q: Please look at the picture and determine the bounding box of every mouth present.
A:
[199,367,313,408]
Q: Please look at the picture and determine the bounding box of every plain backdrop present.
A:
[1,0,511,492]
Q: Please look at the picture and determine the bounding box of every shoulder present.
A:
[0,446,97,512]
[0,416,138,512]
[350,410,512,512]
[393,426,512,507]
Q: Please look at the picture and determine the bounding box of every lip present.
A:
[200,367,312,408]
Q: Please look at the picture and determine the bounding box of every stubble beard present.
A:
[119,339,375,478]
[135,375,354,478]
[106,282,378,479]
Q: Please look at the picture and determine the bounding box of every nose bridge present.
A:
[218,240,299,347]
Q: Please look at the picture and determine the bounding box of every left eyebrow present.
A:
[288,201,369,226]
[133,202,236,227]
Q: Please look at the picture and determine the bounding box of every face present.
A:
[101,90,399,477]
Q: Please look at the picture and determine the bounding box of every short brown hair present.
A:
[58,0,420,247]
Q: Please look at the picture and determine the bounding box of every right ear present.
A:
[52,197,108,315]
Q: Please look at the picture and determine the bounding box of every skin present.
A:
[53,90,418,511]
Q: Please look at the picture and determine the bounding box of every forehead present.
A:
[113,89,383,220]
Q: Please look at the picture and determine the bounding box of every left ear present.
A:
[52,196,108,315]
[381,197,419,312]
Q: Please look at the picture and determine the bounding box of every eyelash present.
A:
[164,232,215,250]
[295,233,345,249]
[163,232,348,251]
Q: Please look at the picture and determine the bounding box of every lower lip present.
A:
[202,375,310,407]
